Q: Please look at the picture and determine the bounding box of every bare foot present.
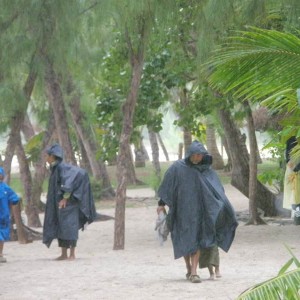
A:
[55,255,68,261]
[208,274,215,280]
[68,255,76,261]
[215,267,222,278]
[0,256,7,263]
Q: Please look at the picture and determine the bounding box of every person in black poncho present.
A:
[157,140,238,283]
[43,143,96,260]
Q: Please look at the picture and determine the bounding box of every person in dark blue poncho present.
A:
[157,141,238,283]
[43,143,96,260]
[0,167,20,263]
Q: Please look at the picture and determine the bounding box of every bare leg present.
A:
[208,265,215,280]
[184,255,191,279]
[215,265,222,278]
[69,247,76,260]
[190,250,200,276]
[56,247,68,260]
[189,250,201,283]
[0,241,6,262]
[0,241,3,256]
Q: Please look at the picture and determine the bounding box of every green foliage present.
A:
[237,247,300,300]
[257,139,285,192]
[24,131,45,163]
[89,177,102,202]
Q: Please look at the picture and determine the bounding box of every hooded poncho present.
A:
[43,144,96,248]
[158,141,238,259]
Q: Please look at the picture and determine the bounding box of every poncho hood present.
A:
[46,143,64,159]
[185,140,208,158]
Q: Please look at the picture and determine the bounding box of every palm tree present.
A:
[204,26,300,300]
[205,26,300,153]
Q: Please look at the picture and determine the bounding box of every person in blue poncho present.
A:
[157,141,238,283]
[0,167,20,263]
[43,143,96,260]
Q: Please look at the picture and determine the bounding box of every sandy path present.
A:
[1,185,299,300]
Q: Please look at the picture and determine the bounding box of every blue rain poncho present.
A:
[158,141,238,259]
[0,167,20,241]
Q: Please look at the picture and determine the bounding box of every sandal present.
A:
[186,272,191,280]
[189,274,201,283]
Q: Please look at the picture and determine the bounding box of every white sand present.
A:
[1,184,299,300]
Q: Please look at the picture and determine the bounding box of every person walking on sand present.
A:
[43,143,96,260]
[157,140,238,283]
[0,167,20,263]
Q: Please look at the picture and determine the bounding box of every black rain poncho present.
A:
[158,141,238,259]
[43,147,96,248]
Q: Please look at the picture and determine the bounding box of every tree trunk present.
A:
[157,132,169,161]
[44,56,76,164]
[206,124,224,170]
[78,139,92,172]
[22,113,36,139]
[31,114,56,215]
[11,201,33,244]
[148,128,161,186]
[125,144,142,185]
[221,134,232,171]
[180,88,192,155]
[67,82,115,198]
[134,136,146,168]
[3,57,36,183]
[244,101,266,225]
[114,23,146,250]
[15,137,41,227]
[178,142,184,159]
[141,138,150,161]
[218,108,276,216]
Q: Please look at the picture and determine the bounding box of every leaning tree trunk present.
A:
[125,143,142,185]
[157,132,169,161]
[206,123,224,170]
[244,101,266,225]
[67,82,115,198]
[30,111,56,216]
[148,128,161,189]
[15,137,41,227]
[221,134,232,171]
[44,56,76,164]
[114,23,146,250]
[180,88,192,155]
[134,132,146,167]
[218,108,276,216]
[21,113,44,226]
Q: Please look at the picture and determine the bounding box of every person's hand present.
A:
[58,198,68,209]
[157,206,166,215]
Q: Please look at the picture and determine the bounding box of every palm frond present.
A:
[204,27,300,106]
[237,268,300,300]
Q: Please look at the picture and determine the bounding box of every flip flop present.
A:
[186,273,191,280]
[189,274,201,283]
